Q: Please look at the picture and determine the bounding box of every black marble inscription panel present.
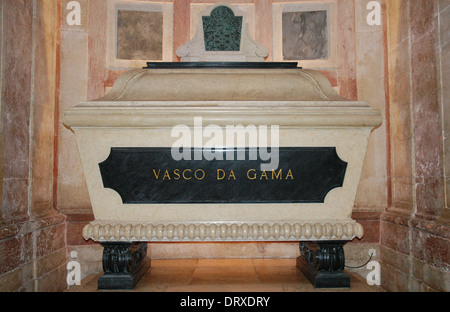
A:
[99,147,347,204]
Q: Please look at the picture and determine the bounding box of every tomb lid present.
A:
[93,66,348,102]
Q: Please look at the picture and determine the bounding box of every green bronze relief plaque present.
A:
[202,6,242,51]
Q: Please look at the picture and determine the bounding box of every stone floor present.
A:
[66,258,384,292]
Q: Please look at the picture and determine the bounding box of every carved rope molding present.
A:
[83,221,364,242]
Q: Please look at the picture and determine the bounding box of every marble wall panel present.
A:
[282,10,328,60]
[1,0,34,223]
[35,223,66,259]
[0,267,23,292]
[0,0,3,223]
[106,1,173,69]
[380,246,411,291]
[1,180,29,221]
[35,262,67,292]
[380,219,410,255]
[409,0,437,42]
[385,0,414,212]
[412,258,450,292]
[410,1,443,218]
[272,1,338,69]
[380,0,450,292]
[440,2,450,216]
[440,2,450,47]
[386,0,410,49]
[35,247,66,278]
[31,0,60,218]
[411,227,450,272]
[117,10,163,60]
[0,233,33,275]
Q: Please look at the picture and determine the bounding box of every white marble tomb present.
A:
[63,3,382,244]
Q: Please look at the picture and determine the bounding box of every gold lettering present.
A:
[195,169,205,180]
[260,170,268,180]
[182,169,192,180]
[153,169,160,179]
[217,169,225,180]
[286,169,294,180]
[162,170,171,180]
[247,169,257,180]
[173,169,180,180]
[272,169,282,179]
[228,170,236,180]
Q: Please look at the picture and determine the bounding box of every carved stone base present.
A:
[297,241,350,288]
[98,242,151,290]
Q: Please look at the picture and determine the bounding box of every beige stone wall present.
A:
[381,0,450,292]
[355,0,387,211]
[58,0,91,215]
[0,0,67,292]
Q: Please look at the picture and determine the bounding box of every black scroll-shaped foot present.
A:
[98,242,151,290]
[297,241,350,288]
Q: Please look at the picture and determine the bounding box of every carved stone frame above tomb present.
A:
[176,3,268,62]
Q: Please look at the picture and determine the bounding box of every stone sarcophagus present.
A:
[63,4,382,289]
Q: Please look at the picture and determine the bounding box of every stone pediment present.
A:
[176,3,269,62]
